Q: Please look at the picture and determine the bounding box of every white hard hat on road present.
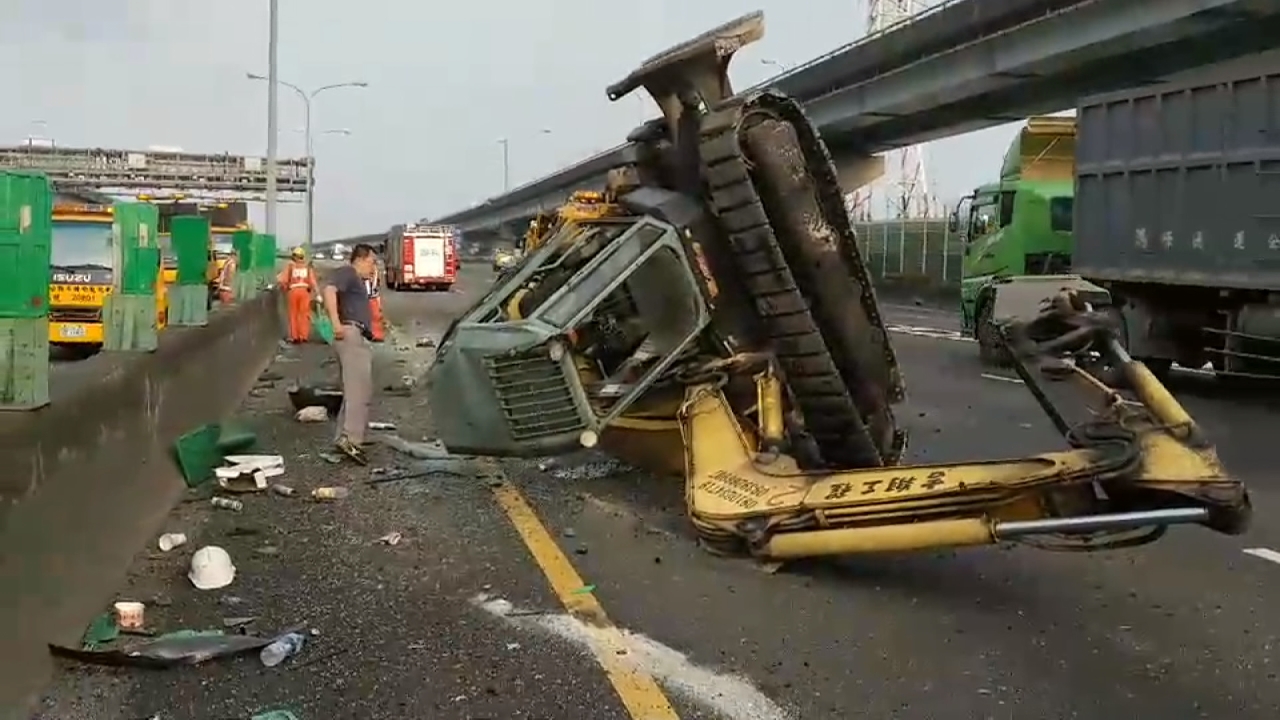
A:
[188,545,236,590]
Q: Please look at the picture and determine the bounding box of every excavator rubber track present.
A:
[697,90,906,468]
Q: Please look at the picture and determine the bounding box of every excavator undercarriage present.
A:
[426,12,1249,561]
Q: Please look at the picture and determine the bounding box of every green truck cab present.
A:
[952,117,1077,362]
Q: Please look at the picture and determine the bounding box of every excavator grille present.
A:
[484,349,585,441]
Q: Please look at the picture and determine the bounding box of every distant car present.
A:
[492,248,521,273]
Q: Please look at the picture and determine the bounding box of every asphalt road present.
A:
[33,265,1280,719]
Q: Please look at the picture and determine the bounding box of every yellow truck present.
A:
[49,203,168,355]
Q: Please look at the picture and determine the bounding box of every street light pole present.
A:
[498,138,510,193]
[497,129,550,194]
[248,74,366,256]
[265,0,279,238]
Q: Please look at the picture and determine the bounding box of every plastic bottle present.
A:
[271,484,296,497]
[311,486,350,501]
[259,632,306,667]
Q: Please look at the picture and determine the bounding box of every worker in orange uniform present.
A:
[216,250,238,305]
[366,260,386,342]
[278,246,318,343]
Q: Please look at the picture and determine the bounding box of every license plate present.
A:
[58,324,88,339]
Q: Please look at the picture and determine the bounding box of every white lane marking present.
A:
[980,372,1024,384]
[473,593,794,720]
[1243,548,1280,565]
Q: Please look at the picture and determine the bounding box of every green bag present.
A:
[311,308,334,344]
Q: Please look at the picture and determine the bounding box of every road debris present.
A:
[294,406,328,423]
[377,531,403,546]
[211,497,243,511]
[222,616,258,629]
[189,546,236,590]
[50,628,291,669]
[157,532,187,552]
[368,421,397,431]
[415,336,436,348]
[217,455,286,493]
[271,483,296,497]
[311,486,351,501]
[287,384,343,416]
[260,631,307,667]
[113,601,145,630]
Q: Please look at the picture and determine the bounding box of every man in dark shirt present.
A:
[322,243,379,464]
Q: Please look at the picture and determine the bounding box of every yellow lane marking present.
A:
[488,472,681,719]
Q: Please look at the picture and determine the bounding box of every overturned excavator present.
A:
[426,12,1250,560]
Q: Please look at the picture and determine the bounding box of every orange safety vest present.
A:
[281,262,315,290]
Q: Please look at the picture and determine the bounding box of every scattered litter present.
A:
[415,336,436,348]
[378,531,403,546]
[157,532,188,552]
[173,423,261,488]
[562,528,576,538]
[537,458,558,471]
[551,459,633,481]
[223,616,258,628]
[506,642,521,651]
[318,453,344,464]
[219,595,246,606]
[385,438,448,459]
[113,601,145,630]
[287,385,343,416]
[251,711,300,720]
[295,406,328,423]
[311,486,351,501]
[256,544,281,556]
[189,546,236,590]
[260,631,307,667]
[211,497,243,512]
[271,484,296,497]
[368,421,397,431]
[81,613,119,650]
[50,627,297,669]
[571,585,595,595]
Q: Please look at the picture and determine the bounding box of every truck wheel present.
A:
[975,298,1010,367]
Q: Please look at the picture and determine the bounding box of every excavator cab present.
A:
[427,11,1249,562]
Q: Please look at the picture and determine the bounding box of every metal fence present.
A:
[851,214,963,292]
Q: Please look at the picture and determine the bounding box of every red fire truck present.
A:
[384,223,459,291]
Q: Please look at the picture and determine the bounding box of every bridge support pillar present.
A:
[103,203,160,353]
[832,154,886,195]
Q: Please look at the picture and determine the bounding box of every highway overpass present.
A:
[427,0,1280,236]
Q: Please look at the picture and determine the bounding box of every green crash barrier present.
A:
[169,215,211,326]
[260,233,278,290]
[0,171,52,410]
[0,290,285,716]
[232,228,256,301]
[103,202,161,352]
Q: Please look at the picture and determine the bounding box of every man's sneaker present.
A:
[335,436,368,465]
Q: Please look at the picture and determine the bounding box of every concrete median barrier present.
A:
[0,291,284,717]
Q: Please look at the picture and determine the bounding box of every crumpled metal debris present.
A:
[49,627,298,668]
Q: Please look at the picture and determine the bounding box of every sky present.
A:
[3,0,1044,243]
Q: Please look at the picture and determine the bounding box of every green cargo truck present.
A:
[951,116,1076,364]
